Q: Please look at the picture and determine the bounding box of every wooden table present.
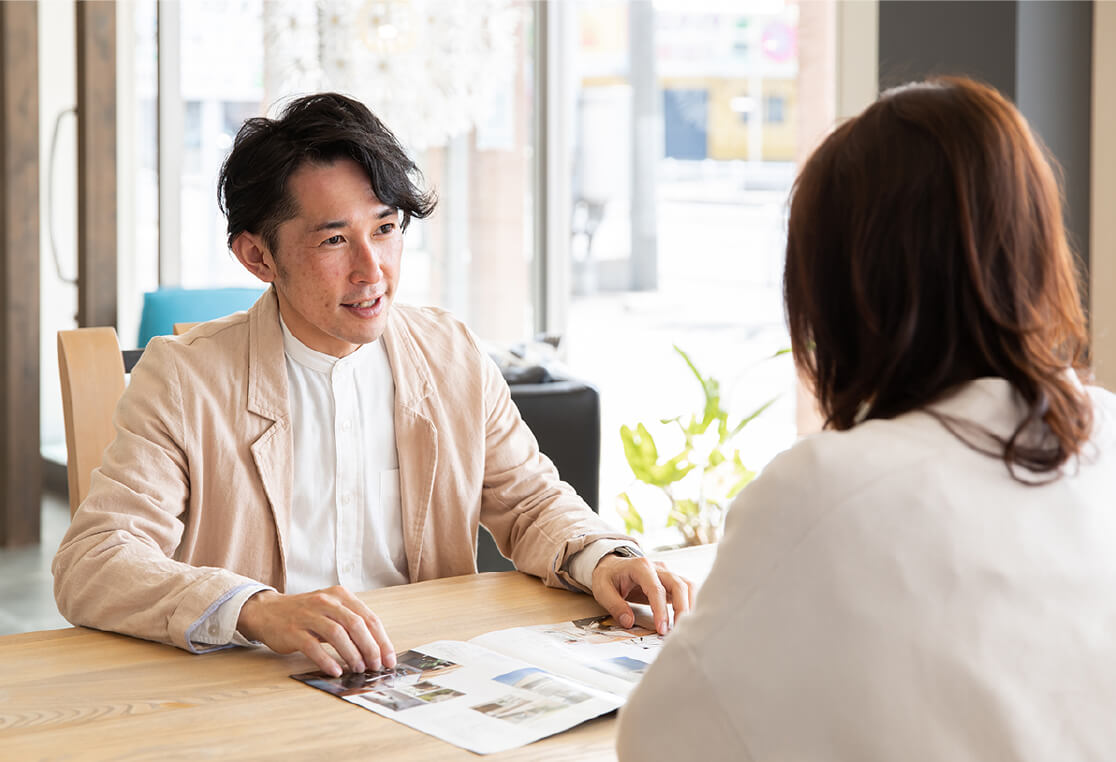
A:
[1,547,715,761]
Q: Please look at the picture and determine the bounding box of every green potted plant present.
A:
[616,346,784,547]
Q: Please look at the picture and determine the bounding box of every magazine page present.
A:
[468,614,666,699]
[292,640,622,755]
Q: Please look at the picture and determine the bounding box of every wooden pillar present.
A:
[76,0,117,328]
[0,1,41,546]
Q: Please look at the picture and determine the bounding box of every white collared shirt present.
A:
[279,317,409,593]
[192,316,405,645]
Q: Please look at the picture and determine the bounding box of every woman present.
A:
[617,77,1116,760]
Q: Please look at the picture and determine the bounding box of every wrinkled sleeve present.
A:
[474,346,634,592]
[52,337,264,652]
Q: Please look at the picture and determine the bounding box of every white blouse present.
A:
[618,378,1116,761]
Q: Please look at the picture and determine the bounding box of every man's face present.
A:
[265,158,403,357]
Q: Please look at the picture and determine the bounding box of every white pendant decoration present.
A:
[263,0,519,150]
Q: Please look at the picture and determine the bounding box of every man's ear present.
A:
[231,232,278,283]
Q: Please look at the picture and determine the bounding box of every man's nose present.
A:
[351,240,383,283]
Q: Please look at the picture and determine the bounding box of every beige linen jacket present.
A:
[54,290,628,652]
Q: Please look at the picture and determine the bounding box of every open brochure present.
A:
[291,614,665,754]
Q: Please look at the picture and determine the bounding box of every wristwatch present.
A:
[608,545,644,559]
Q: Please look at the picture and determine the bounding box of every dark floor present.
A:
[0,491,72,635]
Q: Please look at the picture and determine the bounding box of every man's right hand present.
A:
[236,586,395,677]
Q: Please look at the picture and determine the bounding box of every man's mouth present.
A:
[342,295,385,315]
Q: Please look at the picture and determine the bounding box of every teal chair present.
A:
[137,287,265,346]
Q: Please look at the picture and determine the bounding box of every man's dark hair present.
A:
[218,92,437,253]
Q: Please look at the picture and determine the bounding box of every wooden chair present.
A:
[56,327,143,517]
[57,324,196,517]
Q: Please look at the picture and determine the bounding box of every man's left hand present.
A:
[590,554,695,635]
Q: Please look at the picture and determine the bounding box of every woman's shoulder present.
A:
[715,410,967,588]
[748,378,1057,507]
[744,413,942,505]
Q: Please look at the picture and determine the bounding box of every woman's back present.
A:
[619,379,1116,760]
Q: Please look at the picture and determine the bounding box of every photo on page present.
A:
[290,662,423,697]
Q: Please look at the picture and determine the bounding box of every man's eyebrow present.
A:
[307,219,347,234]
[306,207,398,234]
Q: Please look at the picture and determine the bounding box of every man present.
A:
[53,93,692,678]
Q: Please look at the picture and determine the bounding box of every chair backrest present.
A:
[137,287,263,346]
[57,327,129,517]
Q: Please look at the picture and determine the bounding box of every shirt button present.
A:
[341,494,351,505]
[341,420,352,431]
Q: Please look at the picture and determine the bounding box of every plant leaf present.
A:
[619,423,658,475]
[725,452,757,498]
[646,455,695,487]
[615,492,644,535]
[674,345,722,428]
[620,423,693,486]
[727,468,757,498]
[717,415,730,443]
[667,498,701,528]
[730,395,780,437]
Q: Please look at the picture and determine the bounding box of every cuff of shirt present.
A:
[565,539,643,590]
[190,583,274,648]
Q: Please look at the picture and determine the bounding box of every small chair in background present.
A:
[137,287,263,346]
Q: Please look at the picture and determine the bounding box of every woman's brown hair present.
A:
[784,76,1092,480]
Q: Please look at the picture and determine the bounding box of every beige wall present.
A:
[794,0,872,436]
[1092,1,1116,390]
[836,0,878,120]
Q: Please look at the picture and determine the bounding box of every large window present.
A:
[562,1,827,546]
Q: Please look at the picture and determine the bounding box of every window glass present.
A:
[121,0,159,347]
[564,0,820,545]
[178,0,265,289]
